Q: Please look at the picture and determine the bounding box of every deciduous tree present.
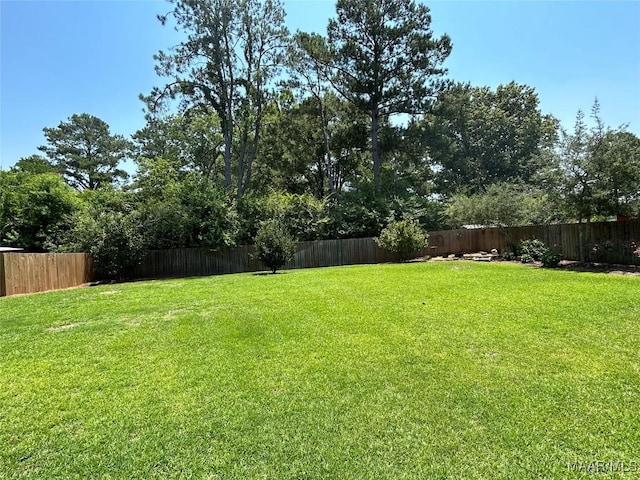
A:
[12,155,57,175]
[150,0,289,198]
[429,82,558,195]
[133,112,224,183]
[254,218,296,273]
[0,171,79,251]
[587,101,640,217]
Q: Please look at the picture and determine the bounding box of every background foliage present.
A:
[2,0,639,278]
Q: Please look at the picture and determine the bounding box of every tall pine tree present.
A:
[327,0,452,194]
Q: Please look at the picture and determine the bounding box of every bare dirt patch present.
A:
[163,308,191,320]
[47,323,82,333]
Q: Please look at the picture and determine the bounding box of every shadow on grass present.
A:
[251,271,292,276]
[556,261,640,276]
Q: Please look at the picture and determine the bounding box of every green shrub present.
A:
[67,210,146,280]
[518,238,562,267]
[520,253,534,264]
[238,191,328,243]
[375,219,428,262]
[254,219,297,274]
[60,190,146,280]
[541,250,562,268]
[518,239,547,261]
[502,251,516,261]
[0,172,79,252]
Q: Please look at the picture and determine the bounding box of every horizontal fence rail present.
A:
[0,252,94,297]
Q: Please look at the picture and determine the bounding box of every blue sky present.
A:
[1,0,639,170]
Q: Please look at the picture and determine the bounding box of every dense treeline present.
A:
[2,0,639,277]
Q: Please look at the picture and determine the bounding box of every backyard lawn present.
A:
[1,262,639,479]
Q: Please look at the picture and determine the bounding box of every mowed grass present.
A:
[1,262,639,479]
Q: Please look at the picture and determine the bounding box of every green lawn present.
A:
[1,262,639,479]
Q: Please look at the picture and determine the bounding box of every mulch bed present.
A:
[553,260,640,276]
[420,255,640,277]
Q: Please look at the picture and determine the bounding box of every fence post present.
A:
[578,221,585,263]
[0,254,5,297]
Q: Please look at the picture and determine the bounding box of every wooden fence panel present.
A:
[0,254,5,297]
[133,238,405,280]
[347,239,362,264]
[424,221,640,264]
[133,246,259,280]
[0,253,94,297]
[588,221,640,265]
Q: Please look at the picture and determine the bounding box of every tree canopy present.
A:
[4,0,639,269]
[429,82,558,195]
[150,0,289,199]
[327,0,452,194]
[38,113,131,190]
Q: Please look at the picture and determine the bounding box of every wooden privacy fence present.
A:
[0,253,94,297]
[427,220,640,265]
[2,221,637,296]
[133,237,406,279]
[133,221,639,280]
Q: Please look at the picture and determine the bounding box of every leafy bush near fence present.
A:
[517,239,548,261]
[520,253,534,264]
[517,238,562,267]
[254,218,297,274]
[626,239,640,257]
[375,219,428,261]
[540,250,562,268]
[60,191,146,280]
[68,211,146,280]
[502,251,516,261]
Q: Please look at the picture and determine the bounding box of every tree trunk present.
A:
[221,102,233,191]
[236,140,245,200]
[371,108,381,195]
[222,32,234,193]
[241,93,263,200]
[319,99,336,195]
[585,216,592,262]
[223,128,232,190]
